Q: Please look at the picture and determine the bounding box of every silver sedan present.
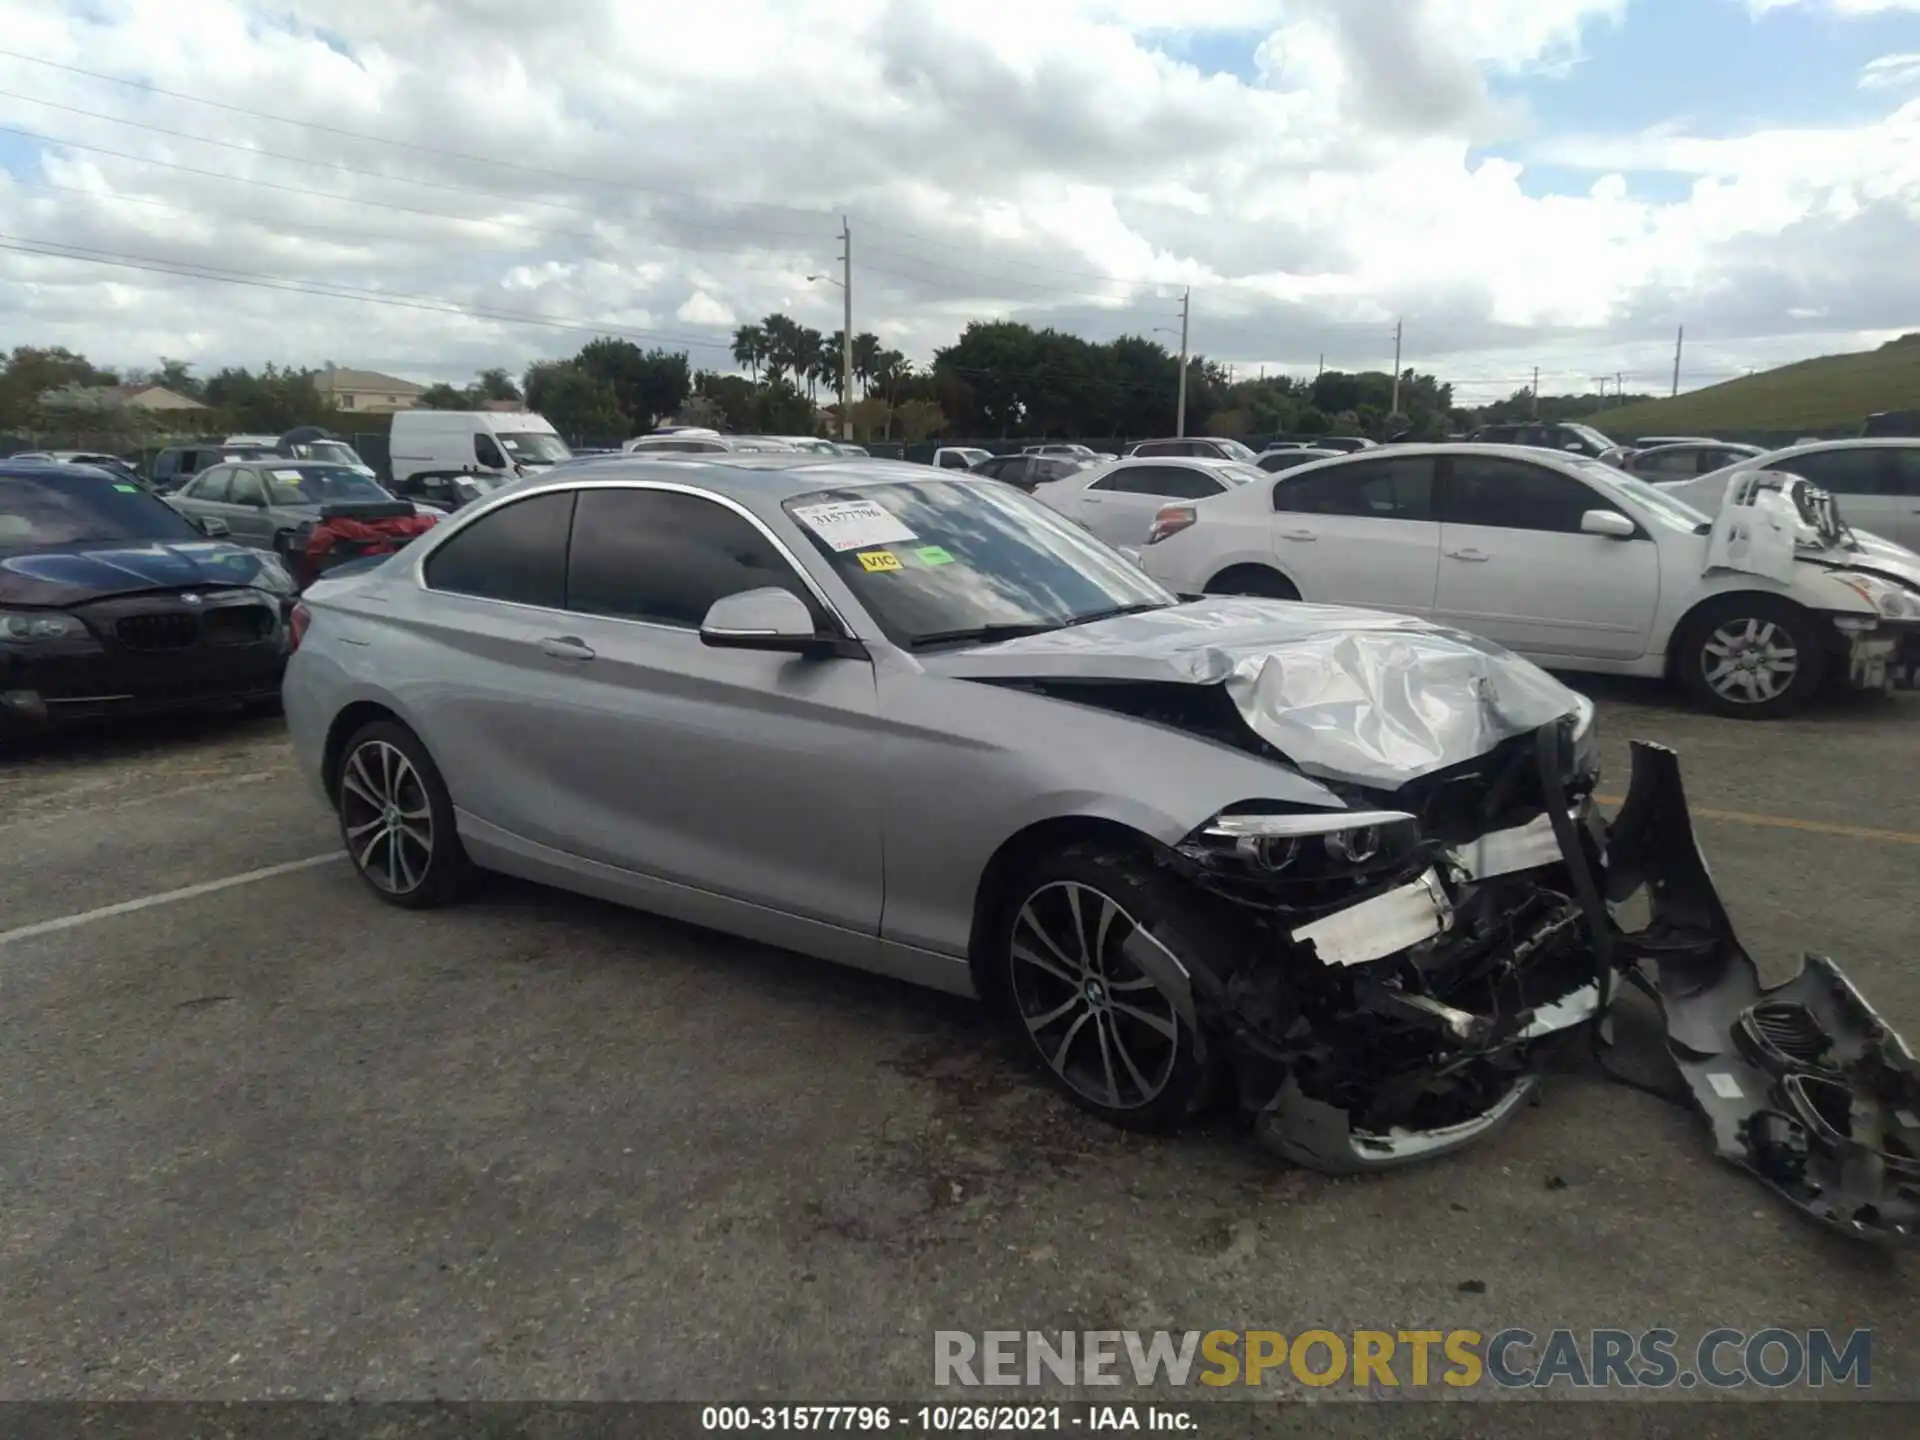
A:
[280,455,1915,1221]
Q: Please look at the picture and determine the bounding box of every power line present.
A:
[0,45,1202,289]
[0,231,737,352]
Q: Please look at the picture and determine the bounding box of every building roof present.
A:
[316,367,426,395]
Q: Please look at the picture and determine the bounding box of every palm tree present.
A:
[851,333,882,397]
[760,313,801,385]
[730,324,767,383]
[795,326,826,401]
[822,331,850,406]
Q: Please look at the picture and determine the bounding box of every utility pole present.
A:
[1175,286,1191,437]
[1531,366,1539,417]
[839,216,853,440]
[1671,326,1684,398]
[1615,371,1624,407]
[1316,353,1323,378]
[1389,318,1403,414]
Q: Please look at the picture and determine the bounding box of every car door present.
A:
[170,465,232,527]
[1266,454,1441,615]
[1432,454,1659,660]
[526,485,885,933]
[1885,447,1920,552]
[1766,447,1908,549]
[1078,464,1225,547]
[222,467,278,548]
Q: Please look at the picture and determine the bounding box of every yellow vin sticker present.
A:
[858,549,903,572]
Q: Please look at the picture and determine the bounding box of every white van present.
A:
[388,411,572,503]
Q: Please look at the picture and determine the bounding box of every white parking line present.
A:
[0,852,345,949]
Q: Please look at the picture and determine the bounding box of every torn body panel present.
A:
[1165,725,1919,1241]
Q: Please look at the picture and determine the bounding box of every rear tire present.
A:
[1673,594,1826,718]
[995,843,1232,1132]
[334,720,471,908]
[1205,565,1300,601]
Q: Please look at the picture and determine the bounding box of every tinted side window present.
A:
[1773,448,1892,497]
[188,467,232,502]
[1633,448,1702,479]
[424,491,575,607]
[1888,447,1920,497]
[1274,457,1434,519]
[475,434,507,468]
[1440,457,1604,533]
[230,469,267,507]
[566,489,819,629]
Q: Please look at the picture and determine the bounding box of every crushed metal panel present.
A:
[931,597,1587,787]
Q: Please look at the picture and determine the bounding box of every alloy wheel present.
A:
[339,740,435,895]
[1703,617,1799,705]
[1009,881,1179,1110]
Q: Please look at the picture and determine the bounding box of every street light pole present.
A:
[1390,318,1403,415]
[840,216,853,441]
[1176,287,1191,438]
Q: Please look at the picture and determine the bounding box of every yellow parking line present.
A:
[1593,796,1920,847]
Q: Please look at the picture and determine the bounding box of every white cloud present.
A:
[0,0,1909,400]
[1861,53,1920,89]
[675,290,737,327]
[1751,1,1920,13]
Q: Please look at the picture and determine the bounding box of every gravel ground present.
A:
[1,683,1915,1428]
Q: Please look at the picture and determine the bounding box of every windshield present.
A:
[1578,463,1714,531]
[289,440,365,467]
[496,431,570,463]
[0,471,200,551]
[783,479,1173,647]
[1562,423,1614,453]
[1219,463,1269,486]
[264,466,393,505]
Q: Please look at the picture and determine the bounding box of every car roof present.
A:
[1105,455,1255,470]
[527,452,938,502]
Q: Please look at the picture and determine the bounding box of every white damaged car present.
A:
[1136,443,1920,718]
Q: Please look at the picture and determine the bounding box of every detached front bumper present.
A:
[1207,726,1920,1242]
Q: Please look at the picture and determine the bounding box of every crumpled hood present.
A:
[1703,474,1920,591]
[922,598,1586,787]
[0,541,287,607]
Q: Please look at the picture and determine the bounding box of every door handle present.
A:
[1081,494,1104,503]
[1279,529,1317,542]
[1445,548,1490,562]
[539,635,596,660]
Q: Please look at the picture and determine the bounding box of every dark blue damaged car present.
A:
[0,462,297,732]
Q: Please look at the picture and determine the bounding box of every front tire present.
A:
[334,720,470,908]
[1206,565,1300,601]
[1674,594,1826,718]
[996,843,1226,1132]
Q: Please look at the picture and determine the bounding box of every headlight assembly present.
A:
[1178,808,1425,884]
[1832,572,1920,621]
[0,609,86,641]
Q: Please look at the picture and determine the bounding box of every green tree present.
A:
[0,345,117,427]
[573,338,691,433]
[894,398,947,442]
[474,367,521,403]
[1293,405,1330,435]
[418,382,474,409]
[524,360,625,439]
[751,378,816,433]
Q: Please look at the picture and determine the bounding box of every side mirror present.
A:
[193,514,232,538]
[700,587,836,654]
[1580,509,1636,539]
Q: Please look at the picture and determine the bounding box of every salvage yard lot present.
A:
[2,685,1917,1413]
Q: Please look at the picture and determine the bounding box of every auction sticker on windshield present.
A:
[858,550,902,573]
[792,499,917,551]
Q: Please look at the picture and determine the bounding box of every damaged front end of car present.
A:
[1151,720,1920,1244]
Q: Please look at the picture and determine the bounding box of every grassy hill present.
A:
[1596,334,1920,440]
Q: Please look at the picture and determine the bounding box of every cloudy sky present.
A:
[0,0,1915,403]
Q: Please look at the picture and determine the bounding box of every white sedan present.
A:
[1030,456,1267,549]
[1658,438,1920,553]
[1136,443,1920,718]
